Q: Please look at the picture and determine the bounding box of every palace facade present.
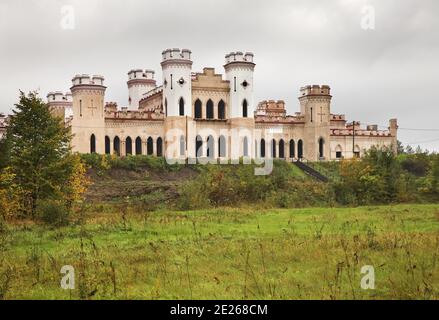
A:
[45,48,398,161]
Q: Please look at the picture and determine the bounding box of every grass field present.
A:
[1,204,438,299]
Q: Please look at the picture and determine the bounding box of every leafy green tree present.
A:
[4,91,74,217]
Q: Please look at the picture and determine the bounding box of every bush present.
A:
[37,200,70,227]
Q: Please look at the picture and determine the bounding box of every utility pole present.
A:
[352,121,356,158]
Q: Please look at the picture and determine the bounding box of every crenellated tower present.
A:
[224,51,256,159]
[70,74,106,154]
[299,85,332,161]
[161,48,192,117]
[127,69,156,109]
[47,91,72,119]
[224,52,255,119]
[161,48,194,160]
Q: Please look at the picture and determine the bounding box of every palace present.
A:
[44,48,398,161]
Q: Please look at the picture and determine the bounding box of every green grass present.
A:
[1,204,438,299]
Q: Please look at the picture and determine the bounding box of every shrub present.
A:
[37,200,70,227]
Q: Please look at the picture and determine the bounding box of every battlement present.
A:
[105,102,118,112]
[299,85,331,97]
[104,103,164,121]
[127,69,155,81]
[71,74,105,87]
[161,48,192,61]
[224,51,254,64]
[256,100,287,117]
[47,91,72,103]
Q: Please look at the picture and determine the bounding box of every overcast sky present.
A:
[1,0,438,150]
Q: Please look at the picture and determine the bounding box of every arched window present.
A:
[298,139,303,159]
[126,136,132,155]
[114,136,120,156]
[206,99,214,119]
[354,145,360,158]
[242,99,248,118]
[164,98,168,117]
[147,137,153,155]
[90,134,96,154]
[260,139,266,158]
[196,135,203,158]
[135,137,142,155]
[318,137,324,159]
[194,99,202,119]
[289,139,295,158]
[243,137,249,157]
[207,135,214,158]
[105,136,111,154]
[255,140,258,158]
[271,139,276,158]
[279,139,285,158]
[335,145,343,159]
[218,135,226,157]
[180,135,185,156]
[218,100,225,119]
[179,97,185,116]
[157,137,163,157]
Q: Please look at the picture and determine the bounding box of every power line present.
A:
[406,137,439,145]
[377,125,439,132]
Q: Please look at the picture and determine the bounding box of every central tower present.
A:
[161,48,192,117]
[224,52,256,159]
[161,48,194,160]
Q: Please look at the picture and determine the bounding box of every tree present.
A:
[4,91,77,217]
[396,140,405,155]
[0,167,21,220]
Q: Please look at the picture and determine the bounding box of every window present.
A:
[279,139,285,158]
[218,100,225,119]
[206,99,214,119]
[126,136,132,155]
[260,139,266,158]
[157,137,163,157]
[196,135,203,158]
[147,137,153,155]
[318,138,324,159]
[135,137,142,155]
[179,97,184,116]
[310,107,313,123]
[180,136,185,156]
[207,135,214,158]
[289,140,295,158]
[105,136,111,154]
[335,145,343,159]
[218,135,226,157]
[243,137,249,157]
[114,136,120,156]
[90,134,96,154]
[242,99,248,118]
[271,139,276,158]
[194,99,202,119]
[80,100,82,117]
[354,145,360,158]
[298,140,303,159]
[165,99,168,117]
[234,77,236,92]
